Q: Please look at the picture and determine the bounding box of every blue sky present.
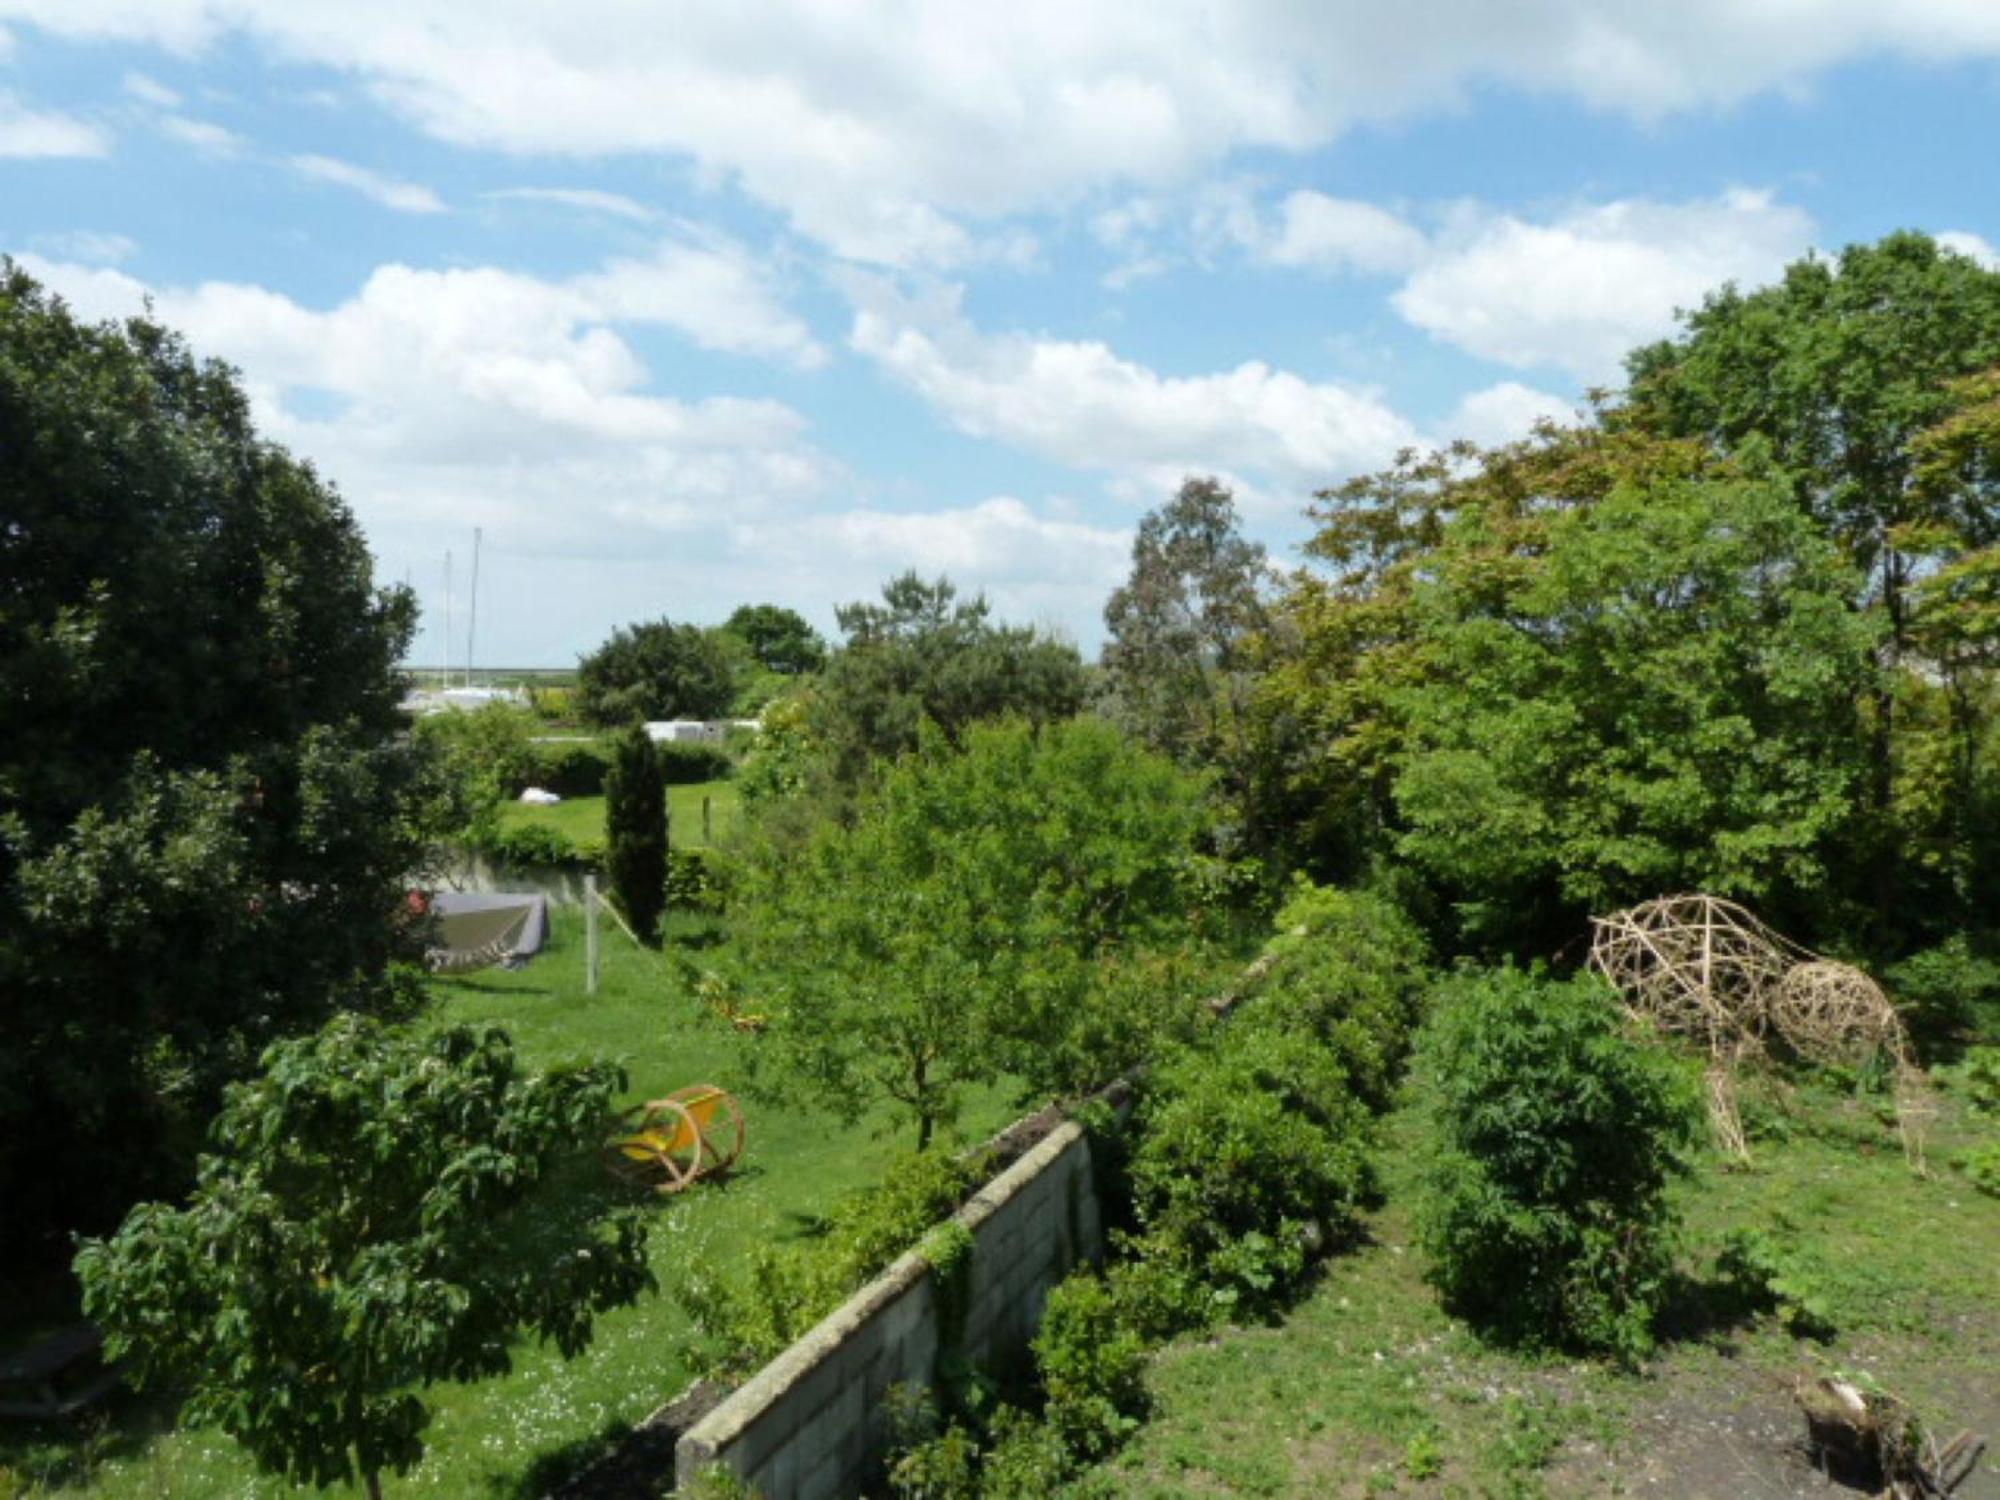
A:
[5,3,2000,666]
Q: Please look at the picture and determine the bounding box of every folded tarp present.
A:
[426,891,549,974]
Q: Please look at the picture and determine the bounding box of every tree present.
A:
[1414,968,1700,1362]
[1624,232,2000,933]
[75,1017,651,1499]
[739,718,1212,1147]
[723,603,827,677]
[0,264,420,1266]
[604,724,668,944]
[813,573,1088,788]
[1102,477,1271,794]
[577,618,735,727]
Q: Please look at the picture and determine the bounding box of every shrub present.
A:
[1887,936,2000,1052]
[1131,1022,1374,1314]
[1939,1045,2000,1116]
[481,821,583,870]
[604,725,667,944]
[657,740,734,785]
[1031,1272,1148,1462]
[1414,968,1701,1361]
[1713,1227,1839,1338]
[1959,1140,2000,1197]
[667,848,723,913]
[530,741,612,798]
[1253,883,1432,1111]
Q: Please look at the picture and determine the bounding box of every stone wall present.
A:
[673,1117,1102,1499]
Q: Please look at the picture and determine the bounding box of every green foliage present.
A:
[479,819,581,869]
[576,617,735,727]
[530,740,613,799]
[412,703,543,842]
[604,724,667,944]
[1414,968,1701,1361]
[656,739,734,784]
[0,265,421,1265]
[72,1016,652,1494]
[1941,1046,2000,1115]
[740,717,1213,1146]
[722,603,826,677]
[1957,1139,2000,1197]
[1132,1022,1376,1315]
[671,1148,981,1372]
[1031,1271,1149,1462]
[1713,1227,1839,1338]
[1254,883,1432,1111]
[812,573,1088,790]
[1889,939,2000,1051]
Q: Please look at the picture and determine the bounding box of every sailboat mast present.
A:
[466,527,482,689]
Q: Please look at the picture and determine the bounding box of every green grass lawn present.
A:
[1089,1075,2000,1499]
[1,907,1015,1498]
[499,781,741,850]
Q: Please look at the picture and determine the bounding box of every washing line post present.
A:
[702,794,712,844]
[584,873,600,996]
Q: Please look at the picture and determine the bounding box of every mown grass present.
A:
[0,906,1015,1498]
[498,781,741,850]
[1093,1071,2000,1500]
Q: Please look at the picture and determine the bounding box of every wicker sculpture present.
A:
[1588,894,1920,1162]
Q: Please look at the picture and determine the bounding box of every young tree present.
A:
[739,718,1212,1147]
[604,725,668,944]
[1414,969,1700,1362]
[0,264,420,1265]
[74,1017,652,1499]
[577,618,736,727]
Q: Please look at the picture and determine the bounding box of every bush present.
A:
[1414,968,1701,1361]
[1941,1046,2000,1116]
[1131,1022,1374,1315]
[1887,936,2000,1052]
[1253,883,1431,1111]
[1713,1227,1839,1338]
[1959,1139,2000,1197]
[657,740,734,785]
[604,725,667,944]
[480,821,584,870]
[1031,1272,1148,1462]
[530,742,612,798]
[667,847,723,913]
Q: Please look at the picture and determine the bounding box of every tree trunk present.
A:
[366,1471,384,1500]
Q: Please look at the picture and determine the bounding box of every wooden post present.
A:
[702,794,711,845]
[584,873,600,996]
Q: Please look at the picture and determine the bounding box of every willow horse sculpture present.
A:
[604,1084,746,1194]
[1588,894,1924,1163]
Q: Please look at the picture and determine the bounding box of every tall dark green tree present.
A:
[577,617,735,727]
[604,724,668,944]
[723,603,827,676]
[813,573,1088,788]
[0,265,420,1266]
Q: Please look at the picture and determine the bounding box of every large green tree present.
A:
[722,603,826,677]
[1102,478,1276,848]
[0,265,420,1265]
[739,717,1212,1146]
[576,617,735,727]
[604,724,668,944]
[75,1018,651,1500]
[812,573,1088,789]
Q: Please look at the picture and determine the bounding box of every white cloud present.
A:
[13,1,2000,262]
[289,153,445,214]
[575,237,828,369]
[485,186,654,221]
[1442,381,1576,447]
[1392,190,1815,381]
[28,229,137,264]
[122,71,180,107]
[847,277,1417,507]
[0,91,108,158]
[159,113,243,154]
[1939,230,2000,271]
[1257,191,1429,275]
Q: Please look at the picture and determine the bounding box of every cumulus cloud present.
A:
[10,1,2000,262]
[1392,189,1816,381]
[847,277,1418,508]
[1254,190,1430,275]
[575,238,827,369]
[1441,381,1577,446]
[1939,229,2000,271]
[0,90,108,157]
[289,153,446,213]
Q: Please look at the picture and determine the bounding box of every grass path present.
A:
[5,908,1014,1498]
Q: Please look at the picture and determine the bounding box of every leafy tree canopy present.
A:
[76,1017,651,1499]
[738,717,1215,1146]
[576,617,735,727]
[0,264,419,1265]
[812,573,1089,789]
[722,603,826,677]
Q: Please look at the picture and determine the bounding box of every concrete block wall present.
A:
[674,1117,1102,1499]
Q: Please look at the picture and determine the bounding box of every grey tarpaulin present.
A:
[426,891,549,974]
